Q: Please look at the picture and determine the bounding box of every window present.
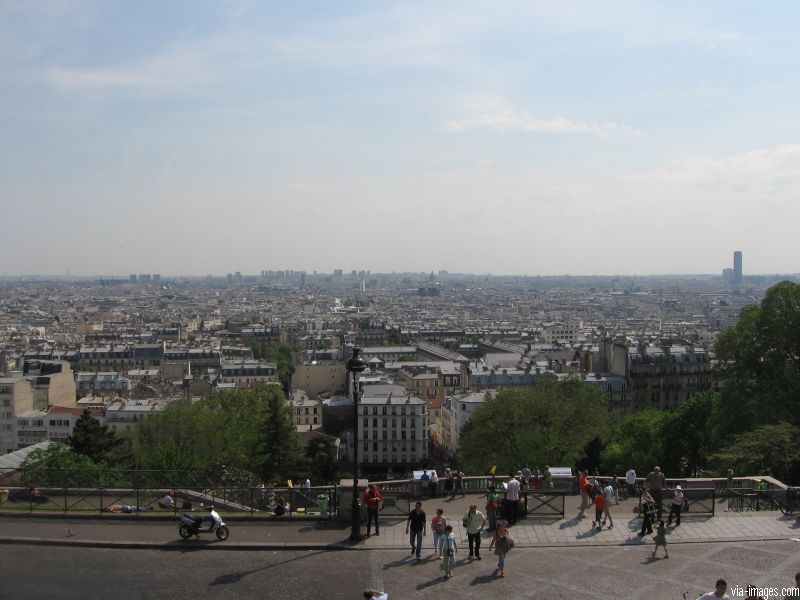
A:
[373,418,378,427]
[391,419,396,427]
[363,418,368,427]
[372,407,377,415]
[382,406,387,415]
[382,418,387,427]
[373,442,378,451]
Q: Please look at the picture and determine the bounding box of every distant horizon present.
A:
[1,270,798,280]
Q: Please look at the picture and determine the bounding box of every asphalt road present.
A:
[2,540,800,600]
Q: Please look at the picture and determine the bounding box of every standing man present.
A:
[667,485,684,527]
[697,579,730,599]
[405,501,427,560]
[602,480,615,528]
[420,470,430,499]
[454,470,466,498]
[625,466,637,499]
[463,503,487,559]
[505,473,521,525]
[577,470,590,518]
[521,465,531,489]
[645,466,667,520]
[429,470,438,498]
[363,483,383,536]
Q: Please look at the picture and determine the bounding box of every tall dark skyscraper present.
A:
[733,251,743,284]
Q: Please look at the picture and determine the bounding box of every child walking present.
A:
[592,488,605,530]
[652,519,669,558]
[442,525,457,578]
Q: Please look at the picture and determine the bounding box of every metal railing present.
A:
[726,489,782,512]
[0,468,339,518]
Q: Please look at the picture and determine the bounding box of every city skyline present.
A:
[2,2,800,276]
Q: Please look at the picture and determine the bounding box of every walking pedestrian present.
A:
[577,469,590,518]
[697,579,730,599]
[651,519,669,558]
[489,520,512,577]
[592,487,605,529]
[602,480,615,528]
[363,483,383,536]
[667,485,684,526]
[505,473,521,525]
[463,504,487,559]
[625,466,637,498]
[638,487,656,537]
[485,484,501,530]
[405,501,426,560]
[431,508,447,558]
[442,524,457,578]
[645,466,666,520]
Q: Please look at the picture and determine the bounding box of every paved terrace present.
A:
[2,492,799,550]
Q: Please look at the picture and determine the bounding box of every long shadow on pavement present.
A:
[208,550,327,585]
[469,573,499,586]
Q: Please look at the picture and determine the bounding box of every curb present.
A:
[1,535,793,551]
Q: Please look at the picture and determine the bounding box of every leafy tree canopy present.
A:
[458,379,610,475]
[716,280,800,433]
[603,409,667,476]
[69,409,123,463]
[131,387,305,484]
[710,422,800,483]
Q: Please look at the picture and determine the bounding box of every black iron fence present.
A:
[727,489,782,512]
[0,468,338,518]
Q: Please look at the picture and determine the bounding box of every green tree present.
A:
[716,281,800,434]
[256,389,304,484]
[710,422,800,483]
[603,410,667,475]
[20,442,105,487]
[305,433,339,485]
[660,391,717,476]
[69,409,123,463]
[458,379,610,475]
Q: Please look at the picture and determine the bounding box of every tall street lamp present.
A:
[347,346,367,541]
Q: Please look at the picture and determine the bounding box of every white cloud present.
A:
[444,112,638,137]
[42,45,216,93]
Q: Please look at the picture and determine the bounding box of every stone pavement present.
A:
[2,494,800,550]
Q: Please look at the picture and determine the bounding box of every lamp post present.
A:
[347,346,367,541]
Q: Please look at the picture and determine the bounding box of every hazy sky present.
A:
[2,1,800,276]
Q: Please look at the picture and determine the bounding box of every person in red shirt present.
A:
[363,484,383,536]
[592,490,605,530]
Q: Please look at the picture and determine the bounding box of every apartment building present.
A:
[437,391,490,453]
[355,385,428,475]
[0,377,33,454]
[219,360,279,387]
